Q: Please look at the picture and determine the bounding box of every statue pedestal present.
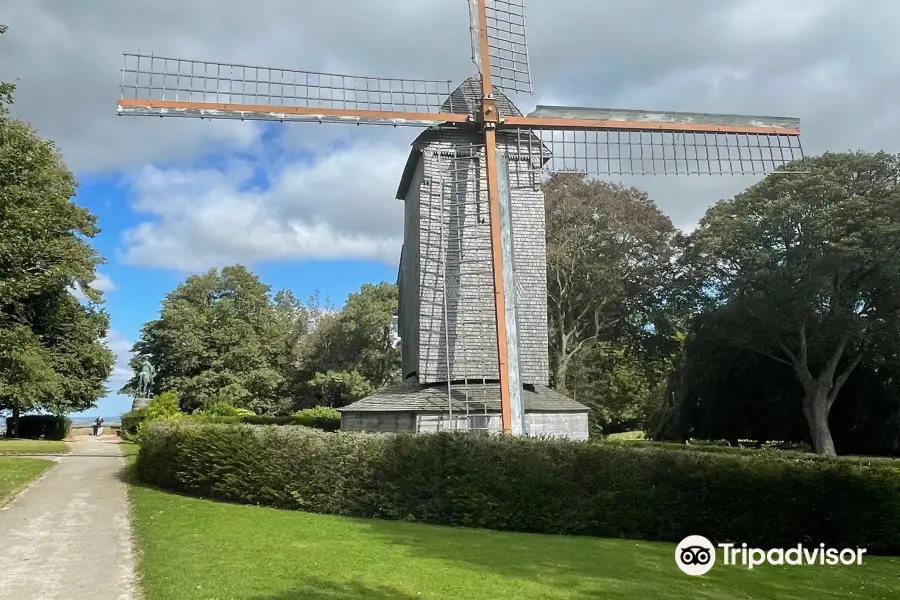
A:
[132,396,151,411]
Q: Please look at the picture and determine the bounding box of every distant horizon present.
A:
[1,403,132,421]
[68,394,136,419]
[0,415,121,432]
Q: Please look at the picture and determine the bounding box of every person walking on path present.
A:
[93,416,104,437]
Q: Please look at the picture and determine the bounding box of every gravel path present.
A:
[0,436,137,599]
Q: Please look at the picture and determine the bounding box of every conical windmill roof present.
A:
[439,74,524,118]
[395,75,549,200]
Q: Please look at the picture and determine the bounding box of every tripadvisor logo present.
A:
[675,535,867,575]
[676,535,716,576]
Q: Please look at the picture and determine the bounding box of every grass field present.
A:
[126,476,900,599]
[0,438,70,455]
[0,457,54,506]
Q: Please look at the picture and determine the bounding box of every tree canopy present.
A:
[1,22,114,431]
[124,268,400,414]
[123,265,292,413]
[296,282,400,396]
[544,172,684,433]
[681,151,900,455]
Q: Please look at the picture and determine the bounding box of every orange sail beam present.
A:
[117,99,470,126]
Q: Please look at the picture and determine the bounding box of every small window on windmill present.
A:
[468,414,490,434]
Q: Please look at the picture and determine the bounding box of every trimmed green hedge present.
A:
[5,415,72,440]
[294,406,341,432]
[189,410,340,432]
[137,421,900,554]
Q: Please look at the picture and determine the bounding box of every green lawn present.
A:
[0,457,54,506]
[0,438,70,455]
[127,481,900,600]
[120,441,139,458]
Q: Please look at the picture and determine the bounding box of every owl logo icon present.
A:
[675,535,716,575]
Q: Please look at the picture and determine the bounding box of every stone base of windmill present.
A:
[131,396,152,411]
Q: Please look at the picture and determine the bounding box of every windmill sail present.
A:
[469,0,532,94]
[503,105,806,176]
[117,54,469,126]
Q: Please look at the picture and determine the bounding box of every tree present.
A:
[1,25,113,434]
[23,291,114,414]
[0,25,15,115]
[268,289,311,398]
[126,270,400,414]
[686,151,900,455]
[652,309,900,456]
[564,341,660,435]
[544,173,683,395]
[307,370,374,408]
[295,282,400,401]
[124,265,287,414]
[336,282,400,387]
[0,88,102,304]
[649,311,806,445]
[0,326,61,435]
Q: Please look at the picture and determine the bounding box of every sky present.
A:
[3,0,900,418]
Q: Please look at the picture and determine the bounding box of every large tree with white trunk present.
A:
[686,151,900,456]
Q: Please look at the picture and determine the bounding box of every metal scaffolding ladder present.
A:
[434,145,498,433]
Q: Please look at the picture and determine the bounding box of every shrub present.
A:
[195,401,256,417]
[120,408,147,437]
[136,391,184,438]
[187,411,339,432]
[137,421,900,554]
[5,415,72,440]
[145,391,183,421]
[294,406,341,432]
[189,415,288,425]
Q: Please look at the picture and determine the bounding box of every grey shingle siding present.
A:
[399,128,549,385]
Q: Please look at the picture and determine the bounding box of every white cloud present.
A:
[89,273,116,292]
[103,329,134,393]
[68,271,116,300]
[116,140,407,270]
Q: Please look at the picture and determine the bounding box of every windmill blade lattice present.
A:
[504,106,806,176]
[508,127,806,176]
[118,54,468,126]
[469,0,532,94]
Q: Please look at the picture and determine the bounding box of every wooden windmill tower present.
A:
[116,0,805,436]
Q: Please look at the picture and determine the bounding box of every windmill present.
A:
[116,0,805,436]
